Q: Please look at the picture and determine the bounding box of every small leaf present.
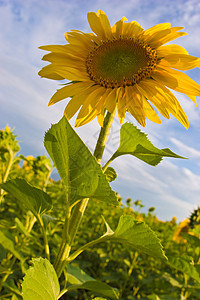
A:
[22,257,60,300]
[44,117,118,206]
[113,123,185,166]
[110,216,167,260]
[167,255,200,282]
[67,264,95,284]
[66,280,118,300]
[69,215,167,263]
[162,272,182,288]
[0,231,24,261]
[104,167,117,182]
[1,178,52,219]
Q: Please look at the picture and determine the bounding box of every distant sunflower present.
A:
[39,10,200,128]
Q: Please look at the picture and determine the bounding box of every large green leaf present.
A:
[110,215,167,259]
[1,178,52,219]
[22,258,60,300]
[68,215,167,262]
[44,116,118,206]
[113,123,185,166]
[167,255,200,283]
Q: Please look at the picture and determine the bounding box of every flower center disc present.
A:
[86,38,157,88]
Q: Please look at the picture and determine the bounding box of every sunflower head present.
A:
[39,10,200,128]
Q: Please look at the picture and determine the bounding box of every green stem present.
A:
[66,233,111,263]
[37,215,50,260]
[54,108,117,277]
[102,153,117,172]
[94,106,117,163]
[54,198,88,277]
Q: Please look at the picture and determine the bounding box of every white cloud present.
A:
[109,154,200,220]
[170,137,200,160]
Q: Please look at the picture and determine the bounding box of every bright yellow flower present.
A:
[39,10,200,128]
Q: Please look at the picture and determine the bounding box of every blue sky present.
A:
[0,0,200,221]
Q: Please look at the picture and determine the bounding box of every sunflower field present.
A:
[1,125,200,300]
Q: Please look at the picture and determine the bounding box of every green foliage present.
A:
[113,123,186,166]
[0,125,20,156]
[22,258,60,300]
[1,178,52,219]
[44,117,118,206]
[167,255,200,282]
[0,124,199,300]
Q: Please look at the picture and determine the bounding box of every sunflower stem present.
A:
[94,106,117,163]
[102,153,116,172]
[54,108,117,277]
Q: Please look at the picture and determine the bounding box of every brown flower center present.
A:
[86,38,157,88]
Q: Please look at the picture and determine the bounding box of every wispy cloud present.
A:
[170,137,200,160]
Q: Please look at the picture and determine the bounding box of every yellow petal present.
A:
[141,23,171,37]
[54,66,89,81]
[39,45,69,53]
[64,85,98,120]
[75,109,98,127]
[159,54,200,70]
[142,99,162,124]
[42,52,84,67]
[125,86,146,126]
[187,94,197,106]
[144,28,172,45]
[118,20,143,38]
[150,30,187,49]
[117,87,126,124]
[49,81,94,106]
[152,66,200,96]
[126,21,143,36]
[137,80,189,128]
[111,16,128,38]
[98,10,112,39]
[75,87,106,126]
[64,96,84,120]
[133,84,162,124]
[104,89,117,113]
[87,12,107,39]
[157,44,188,56]
[97,112,104,127]
[64,31,95,50]
[136,81,171,119]
[38,64,64,80]
[96,89,110,127]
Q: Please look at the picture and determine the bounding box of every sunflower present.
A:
[39,10,200,128]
